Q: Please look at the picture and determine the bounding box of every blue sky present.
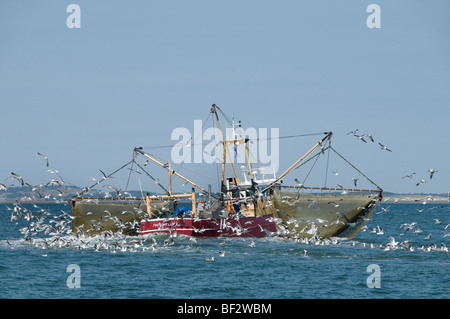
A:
[1,1,449,195]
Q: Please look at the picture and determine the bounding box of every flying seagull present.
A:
[362,134,374,142]
[103,184,120,196]
[37,153,49,167]
[9,172,24,185]
[416,179,426,187]
[402,172,416,179]
[378,142,392,152]
[355,135,367,143]
[99,169,110,180]
[428,169,438,179]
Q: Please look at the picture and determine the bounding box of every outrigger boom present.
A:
[262,131,333,192]
[133,147,219,200]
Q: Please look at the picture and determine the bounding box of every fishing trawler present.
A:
[137,104,278,237]
[71,104,382,239]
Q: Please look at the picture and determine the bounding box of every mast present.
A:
[210,104,227,188]
[210,104,239,192]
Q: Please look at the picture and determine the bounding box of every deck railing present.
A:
[276,185,382,197]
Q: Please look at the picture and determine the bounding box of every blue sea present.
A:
[0,202,449,300]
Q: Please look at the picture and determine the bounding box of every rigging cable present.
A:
[77,159,135,196]
[324,138,332,188]
[329,146,382,190]
[134,160,171,195]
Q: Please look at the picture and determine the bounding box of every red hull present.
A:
[139,215,277,238]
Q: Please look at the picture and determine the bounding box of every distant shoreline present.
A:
[382,195,449,204]
[1,196,448,205]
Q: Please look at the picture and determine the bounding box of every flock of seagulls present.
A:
[359,203,450,252]
[4,195,449,258]
[345,128,441,190]
[401,168,439,187]
[1,144,448,260]
[1,153,67,200]
[0,152,125,200]
[347,129,392,152]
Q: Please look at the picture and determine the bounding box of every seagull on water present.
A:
[387,235,398,246]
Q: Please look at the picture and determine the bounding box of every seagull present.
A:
[347,129,359,136]
[205,257,215,262]
[428,169,438,179]
[328,201,340,208]
[9,172,24,185]
[378,142,392,152]
[332,169,339,176]
[47,169,65,183]
[103,184,120,196]
[37,153,49,167]
[387,235,398,246]
[376,205,390,214]
[355,134,367,143]
[441,229,450,238]
[401,241,413,251]
[0,183,7,191]
[294,178,304,188]
[399,222,416,235]
[99,169,109,180]
[376,226,384,235]
[416,179,426,187]
[307,200,317,209]
[352,177,359,187]
[362,134,374,142]
[402,172,416,179]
